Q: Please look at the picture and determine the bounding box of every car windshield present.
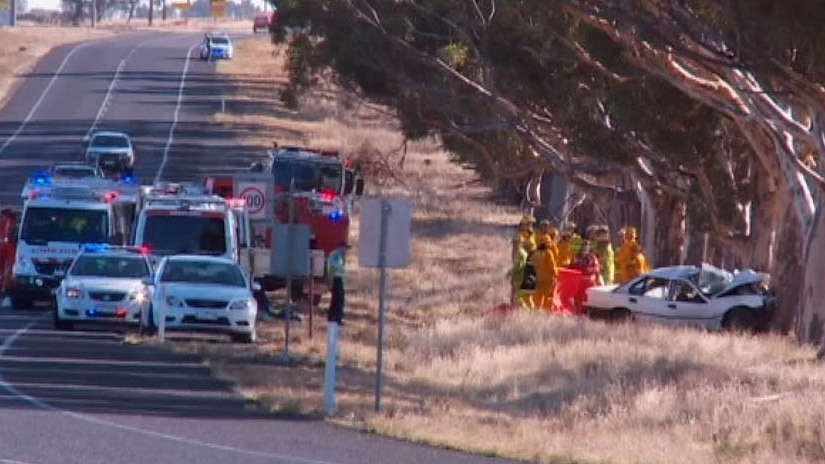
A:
[210,37,230,45]
[273,159,343,193]
[70,255,149,278]
[21,207,108,244]
[689,264,734,296]
[92,135,129,148]
[142,214,226,256]
[54,167,97,178]
[160,260,245,287]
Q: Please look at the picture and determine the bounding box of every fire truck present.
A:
[12,176,139,308]
[204,144,364,303]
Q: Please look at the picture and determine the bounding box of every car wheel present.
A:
[723,307,755,333]
[231,331,255,344]
[53,308,74,331]
[611,308,633,323]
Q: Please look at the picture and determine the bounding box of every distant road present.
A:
[0,33,517,464]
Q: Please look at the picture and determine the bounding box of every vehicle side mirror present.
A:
[355,178,365,196]
[252,281,262,292]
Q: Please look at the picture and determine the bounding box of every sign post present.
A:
[357,197,412,412]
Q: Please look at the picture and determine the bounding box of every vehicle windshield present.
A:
[21,207,108,244]
[91,135,129,148]
[160,260,245,287]
[54,167,97,178]
[142,214,226,256]
[689,264,734,296]
[70,255,149,278]
[273,159,342,193]
[210,37,230,45]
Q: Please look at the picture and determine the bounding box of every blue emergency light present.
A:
[329,210,344,221]
[82,243,110,253]
[31,170,51,185]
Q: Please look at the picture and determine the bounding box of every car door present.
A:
[665,279,714,328]
[623,276,670,324]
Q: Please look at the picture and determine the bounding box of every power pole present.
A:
[162,0,166,21]
[148,0,153,25]
[90,0,96,27]
[9,0,16,26]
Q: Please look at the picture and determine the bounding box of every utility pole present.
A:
[148,0,153,25]
[283,174,296,359]
[90,0,96,27]
[9,0,16,26]
[162,0,166,21]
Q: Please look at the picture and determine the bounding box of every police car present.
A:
[141,255,258,343]
[199,33,234,60]
[54,245,153,331]
[50,162,103,180]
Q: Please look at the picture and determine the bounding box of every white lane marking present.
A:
[1,459,39,464]
[0,320,343,464]
[84,36,174,140]
[154,43,198,183]
[0,42,91,156]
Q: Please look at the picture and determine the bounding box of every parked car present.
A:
[253,12,270,33]
[584,264,774,332]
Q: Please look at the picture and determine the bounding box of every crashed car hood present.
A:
[729,269,768,287]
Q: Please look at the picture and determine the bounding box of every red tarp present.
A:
[556,268,595,314]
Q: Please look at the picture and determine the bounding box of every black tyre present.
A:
[611,308,633,323]
[723,307,755,333]
[11,293,33,310]
[53,309,74,331]
[231,331,256,344]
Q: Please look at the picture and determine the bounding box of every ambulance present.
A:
[12,177,137,308]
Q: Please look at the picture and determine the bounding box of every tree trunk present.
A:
[771,209,804,334]
[633,178,656,263]
[651,191,687,267]
[797,206,825,345]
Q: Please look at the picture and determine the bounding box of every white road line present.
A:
[0,320,343,464]
[154,43,198,184]
[0,42,91,156]
[0,459,39,464]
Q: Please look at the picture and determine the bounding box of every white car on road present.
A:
[55,245,153,331]
[200,33,233,60]
[84,131,135,176]
[584,264,774,332]
[141,255,257,343]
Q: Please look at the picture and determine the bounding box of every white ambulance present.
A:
[132,183,253,271]
[12,179,136,308]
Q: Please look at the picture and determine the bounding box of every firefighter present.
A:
[616,227,633,284]
[594,225,615,285]
[615,227,627,281]
[534,239,558,312]
[576,240,603,286]
[565,222,583,255]
[548,226,560,263]
[327,241,349,325]
[517,239,538,309]
[507,237,528,306]
[516,213,536,244]
[557,229,576,268]
[619,227,648,283]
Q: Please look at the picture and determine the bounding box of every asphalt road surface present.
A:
[0,32,517,464]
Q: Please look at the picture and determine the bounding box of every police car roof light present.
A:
[82,243,110,253]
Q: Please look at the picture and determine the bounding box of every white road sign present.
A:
[358,197,412,269]
[237,181,266,219]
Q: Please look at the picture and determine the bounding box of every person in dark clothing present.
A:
[327,241,349,324]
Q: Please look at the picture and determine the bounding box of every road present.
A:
[0,32,517,464]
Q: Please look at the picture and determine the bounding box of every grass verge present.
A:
[150,35,825,464]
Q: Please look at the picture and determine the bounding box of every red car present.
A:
[253,10,276,33]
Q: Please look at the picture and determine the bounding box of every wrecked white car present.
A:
[584,263,774,332]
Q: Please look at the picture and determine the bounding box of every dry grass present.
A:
[151,35,825,464]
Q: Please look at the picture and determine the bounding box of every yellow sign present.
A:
[0,0,10,10]
[171,1,192,9]
[210,0,226,17]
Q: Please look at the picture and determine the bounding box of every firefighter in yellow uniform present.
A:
[567,222,583,256]
[534,237,558,311]
[616,227,633,284]
[621,227,649,282]
[557,229,576,268]
[594,225,615,285]
[508,237,528,306]
[548,226,560,264]
[516,214,536,244]
[517,239,538,308]
[536,220,559,260]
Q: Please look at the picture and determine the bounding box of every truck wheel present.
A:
[11,293,33,310]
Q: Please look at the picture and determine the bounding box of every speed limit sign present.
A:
[238,184,266,218]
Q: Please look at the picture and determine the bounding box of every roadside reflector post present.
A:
[309,275,314,339]
[323,320,338,415]
[158,299,166,341]
[357,197,412,413]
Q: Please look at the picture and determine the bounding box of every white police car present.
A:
[54,245,153,331]
[140,255,257,343]
[199,33,234,60]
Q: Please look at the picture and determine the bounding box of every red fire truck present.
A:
[204,144,364,303]
[0,207,21,301]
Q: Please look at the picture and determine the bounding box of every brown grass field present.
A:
[145,35,825,464]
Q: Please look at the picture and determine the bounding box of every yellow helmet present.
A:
[519,214,535,226]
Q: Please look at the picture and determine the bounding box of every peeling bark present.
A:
[799,206,825,344]
[651,191,687,267]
